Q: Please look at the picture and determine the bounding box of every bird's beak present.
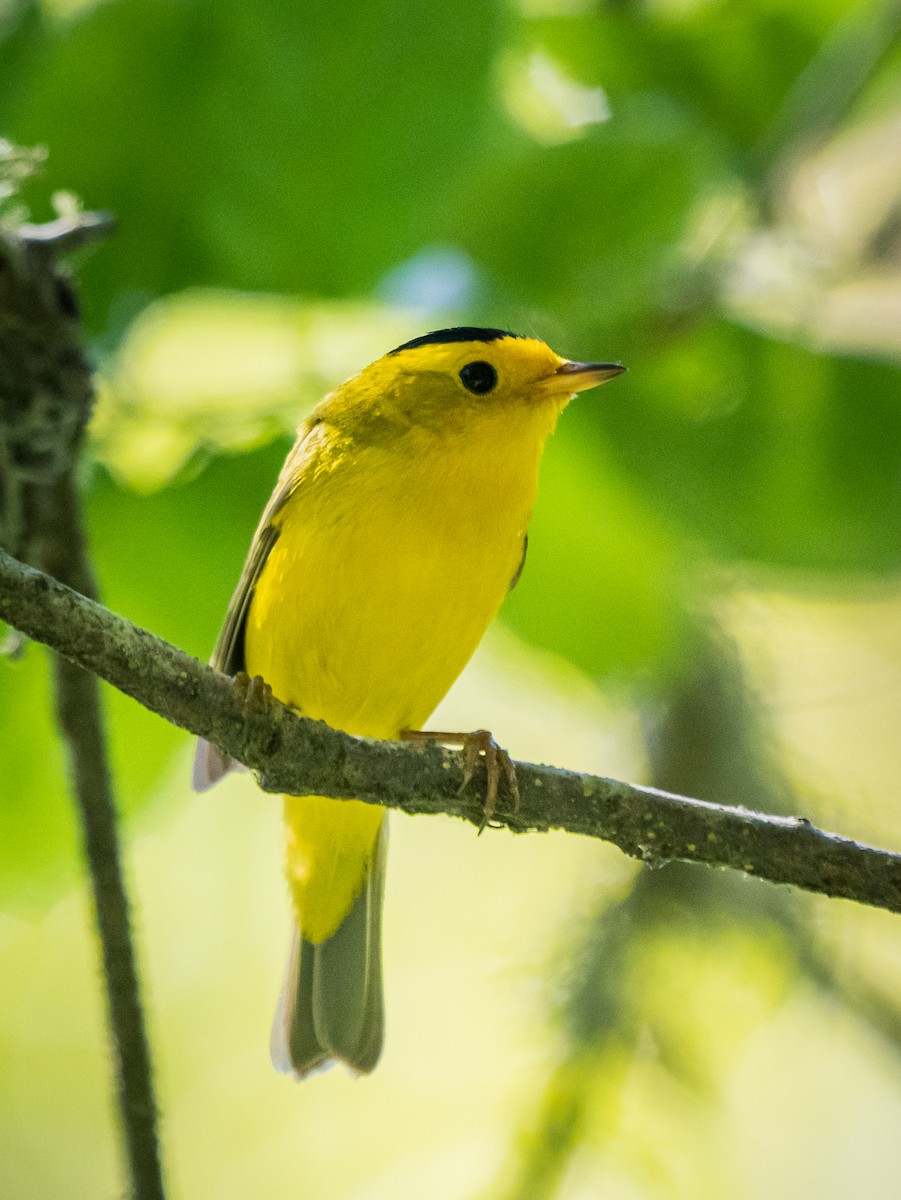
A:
[554,360,626,393]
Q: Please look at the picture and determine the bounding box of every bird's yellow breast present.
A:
[244,413,550,739]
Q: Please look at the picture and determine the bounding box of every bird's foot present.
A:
[400,727,520,833]
[234,671,273,714]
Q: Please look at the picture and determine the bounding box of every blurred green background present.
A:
[3,0,901,1195]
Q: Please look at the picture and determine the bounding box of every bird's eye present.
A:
[459,361,498,395]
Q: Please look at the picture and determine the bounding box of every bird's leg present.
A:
[399,728,520,832]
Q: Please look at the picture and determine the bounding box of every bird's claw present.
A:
[400,727,519,833]
[234,671,273,714]
[459,730,520,833]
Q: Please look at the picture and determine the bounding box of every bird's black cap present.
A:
[389,327,522,355]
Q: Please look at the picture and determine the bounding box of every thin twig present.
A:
[2,545,901,918]
[35,476,166,1200]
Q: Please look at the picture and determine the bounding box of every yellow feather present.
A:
[281,795,383,943]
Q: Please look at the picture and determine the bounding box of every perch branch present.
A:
[3,545,901,918]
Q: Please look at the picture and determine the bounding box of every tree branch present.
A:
[2,545,901,917]
[0,212,166,1200]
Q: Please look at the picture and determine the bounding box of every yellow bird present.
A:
[193,327,624,1077]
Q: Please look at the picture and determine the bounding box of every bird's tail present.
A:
[270,821,387,1077]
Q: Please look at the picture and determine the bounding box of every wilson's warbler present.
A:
[193,327,624,1077]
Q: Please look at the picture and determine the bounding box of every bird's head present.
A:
[323,327,624,443]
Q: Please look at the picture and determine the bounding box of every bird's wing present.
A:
[209,520,279,679]
[192,420,320,790]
